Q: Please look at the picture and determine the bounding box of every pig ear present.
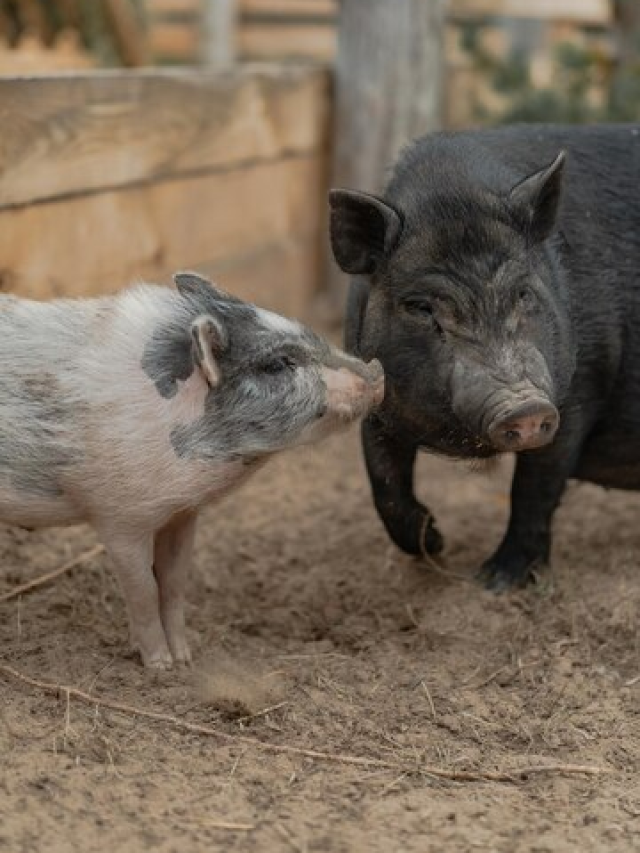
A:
[190,314,227,387]
[509,151,566,243]
[174,271,231,302]
[329,189,403,275]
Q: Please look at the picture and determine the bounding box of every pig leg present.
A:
[362,416,443,556]
[478,424,586,591]
[153,512,197,665]
[102,528,173,669]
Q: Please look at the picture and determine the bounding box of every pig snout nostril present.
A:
[488,401,559,451]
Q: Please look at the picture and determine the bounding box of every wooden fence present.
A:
[145,0,612,63]
[0,64,330,316]
[144,0,614,128]
[0,1,617,309]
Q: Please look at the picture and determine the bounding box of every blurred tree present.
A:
[462,11,640,125]
[609,0,640,119]
[0,0,147,65]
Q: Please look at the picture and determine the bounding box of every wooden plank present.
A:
[148,21,199,57]
[240,0,336,19]
[450,0,611,24]
[198,233,323,317]
[0,66,330,209]
[147,155,326,270]
[146,0,201,14]
[0,154,326,316]
[238,22,336,60]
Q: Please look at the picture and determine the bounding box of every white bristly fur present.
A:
[0,287,244,531]
[0,283,382,669]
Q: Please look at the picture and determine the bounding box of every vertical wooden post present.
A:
[201,0,237,69]
[324,0,446,312]
[104,0,149,67]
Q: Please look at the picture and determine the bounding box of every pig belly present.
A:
[575,430,640,490]
[0,488,82,529]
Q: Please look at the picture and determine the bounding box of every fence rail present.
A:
[0,64,331,317]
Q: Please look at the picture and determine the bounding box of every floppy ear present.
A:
[190,314,227,387]
[329,189,403,275]
[174,271,231,302]
[509,151,566,243]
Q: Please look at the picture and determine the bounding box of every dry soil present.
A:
[1,428,638,852]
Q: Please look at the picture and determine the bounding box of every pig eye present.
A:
[518,288,536,310]
[403,298,434,318]
[402,298,443,333]
[260,355,296,375]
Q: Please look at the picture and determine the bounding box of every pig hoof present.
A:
[145,656,174,671]
[384,506,444,557]
[140,648,175,670]
[477,561,533,592]
[171,644,192,667]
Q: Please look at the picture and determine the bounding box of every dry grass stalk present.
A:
[0,662,613,784]
[0,544,105,603]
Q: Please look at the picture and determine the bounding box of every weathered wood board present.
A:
[0,66,331,317]
[0,65,329,209]
[450,0,610,24]
[239,23,336,61]
[240,0,336,17]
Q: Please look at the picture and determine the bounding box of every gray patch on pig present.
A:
[169,372,321,463]
[141,321,194,399]
[0,373,78,497]
[169,332,328,462]
[142,273,257,399]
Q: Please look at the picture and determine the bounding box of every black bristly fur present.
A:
[330,124,640,591]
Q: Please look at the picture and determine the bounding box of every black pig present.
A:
[330,124,640,591]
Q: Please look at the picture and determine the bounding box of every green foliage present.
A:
[0,0,148,66]
[461,22,640,125]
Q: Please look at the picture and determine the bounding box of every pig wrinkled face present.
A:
[330,150,577,458]
[143,274,384,462]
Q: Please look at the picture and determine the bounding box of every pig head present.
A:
[331,151,575,457]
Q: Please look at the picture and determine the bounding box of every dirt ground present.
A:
[1,427,638,852]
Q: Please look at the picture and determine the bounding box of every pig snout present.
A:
[486,399,559,452]
[323,358,385,421]
[366,358,386,407]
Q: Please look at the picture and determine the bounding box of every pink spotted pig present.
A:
[0,273,384,668]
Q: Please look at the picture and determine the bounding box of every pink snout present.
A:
[369,361,386,407]
[324,359,385,421]
[487,400,559,452]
